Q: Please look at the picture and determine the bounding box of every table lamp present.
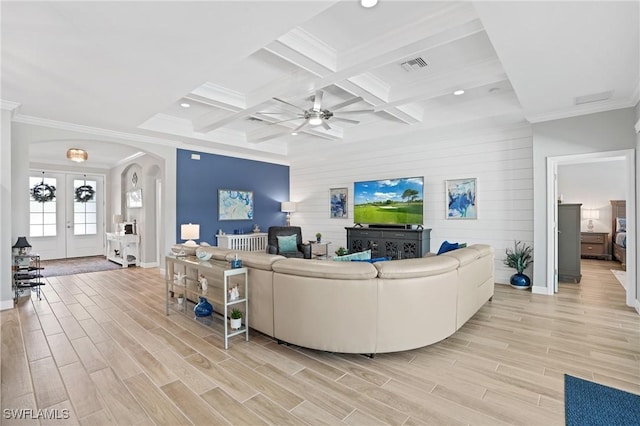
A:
[583,209,600,232]
[12,236,32,255]
[281,202,296,226]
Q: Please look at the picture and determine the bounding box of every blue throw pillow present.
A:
[276,234,298,252]
[437,240,459,255]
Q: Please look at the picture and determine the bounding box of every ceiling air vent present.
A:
[574,90,613,105]
[247,116,264,122]
[400,57,428,72]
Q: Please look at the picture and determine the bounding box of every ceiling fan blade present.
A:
[267,117,305,125]
[312,90,323,111]
[321,120,331,131]
[293,119,310,132]
[331,109,374,114]
[255,112,291,115]
[331,117,360,124]
[273,97,305,112]
[328,96,364,111]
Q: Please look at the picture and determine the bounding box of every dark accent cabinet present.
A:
[558,203,582,283]
[345,227,431,259]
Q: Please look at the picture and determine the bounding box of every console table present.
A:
[105,233,140,267]
[346,227,431,259]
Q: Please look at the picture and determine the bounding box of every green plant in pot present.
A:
[230,308,243,330]
[315,232,322,243]
[335,246,348,256]
[504,241,533,289]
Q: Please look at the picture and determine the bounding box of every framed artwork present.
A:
[445,178,477,219]
[126,188,142,208]
[330,187,348,218]
[218,189,254,220]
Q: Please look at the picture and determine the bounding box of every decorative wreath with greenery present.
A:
[75,185,95,203]
[31,182,56,203]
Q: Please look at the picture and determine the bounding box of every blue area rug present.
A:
[565,374,640,425]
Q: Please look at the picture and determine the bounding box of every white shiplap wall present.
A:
[287,124,534,284]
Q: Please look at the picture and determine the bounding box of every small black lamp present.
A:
[12,236,32,255]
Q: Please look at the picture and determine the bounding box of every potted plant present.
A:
[315,232,322,243]
[335,246,348,256]
[177,293,184,305]
[504,241,533,289]
[230,308,243,330]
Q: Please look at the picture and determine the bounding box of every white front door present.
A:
[29,172,105,260]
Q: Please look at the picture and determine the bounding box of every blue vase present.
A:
[510,273,531,289]
[194,297,213,317]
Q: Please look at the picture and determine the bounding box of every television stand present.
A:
[345,227,431,259]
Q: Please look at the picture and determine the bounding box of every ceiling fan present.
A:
[257,89,374,134]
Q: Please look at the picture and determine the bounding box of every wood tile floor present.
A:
[1,259,638,425]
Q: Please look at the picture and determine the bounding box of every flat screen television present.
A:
[353,176,424,226]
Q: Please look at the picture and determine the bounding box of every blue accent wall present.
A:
[176,149,289,245]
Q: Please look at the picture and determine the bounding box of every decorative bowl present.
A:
[195,248,212,261]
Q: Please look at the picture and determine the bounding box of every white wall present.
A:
[558,161,625,233]
[532,107,637,293]
[288,124,534,285]
[1,109,14,309]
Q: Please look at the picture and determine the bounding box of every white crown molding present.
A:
[190,82,246,109]
[13,114,182,148]
[526,98,638,124]
[635,118,640,134]
[278,27,337,72]
[1,99,21,113]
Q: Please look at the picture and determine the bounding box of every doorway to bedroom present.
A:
[548,149,636,310]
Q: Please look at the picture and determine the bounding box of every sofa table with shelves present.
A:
[105,233,140,267]
[165,255,248,349]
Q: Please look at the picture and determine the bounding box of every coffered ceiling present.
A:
[2,1,638,166]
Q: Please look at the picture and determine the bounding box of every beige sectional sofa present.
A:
[196,244,494,355]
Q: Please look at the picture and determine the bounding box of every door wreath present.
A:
[75,185,95,203]
[31,182,56,203]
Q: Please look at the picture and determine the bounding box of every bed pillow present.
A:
[616,217,626,232]
[276,235,298,252]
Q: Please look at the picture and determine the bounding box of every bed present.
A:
[610,200,626,270]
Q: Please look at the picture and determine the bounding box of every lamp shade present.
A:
[281,202,296,213]
[583,209,600,220]
[112,214,123,224]
[12,236,31,249]
[66,148,88,162]
[181,223,200,246]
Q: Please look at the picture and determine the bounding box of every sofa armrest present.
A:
[299,243,312,259]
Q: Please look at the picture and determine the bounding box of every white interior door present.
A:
[29,172,104,260]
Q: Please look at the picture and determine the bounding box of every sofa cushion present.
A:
[439,247,481,266]
[276,234,298,253]
[467,244,493,257]
[374,256,459,279]
[333,249,371,262]
[273,258,378,280]
[224,252,286,271]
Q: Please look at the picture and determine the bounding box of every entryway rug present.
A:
[611,269,626,288]
[40,256,124,277]
[565,374,640,426]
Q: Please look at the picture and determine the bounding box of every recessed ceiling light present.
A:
[180,102,191,108]
[291,132,298,136]
[453,90,465,96]
[361,0,378,8]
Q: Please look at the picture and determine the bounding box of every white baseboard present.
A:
[635,299,640,315]
[531,285,550,295]
[0,299,15,311]
[140,261,158,268]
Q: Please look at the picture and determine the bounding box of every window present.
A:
[29,176,57,237]
[74,179,97,235]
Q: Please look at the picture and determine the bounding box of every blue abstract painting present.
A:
[446,178,477,219]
